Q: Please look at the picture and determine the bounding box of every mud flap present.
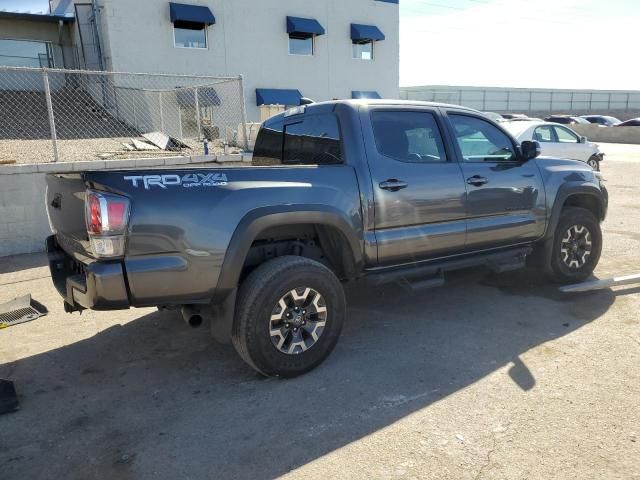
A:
[209,288,237,344]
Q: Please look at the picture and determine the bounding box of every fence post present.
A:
[159,91,165,132]
[626,92,630,112]
[42,69,59,163]
[238,75,250,151]
[194,87,201,141]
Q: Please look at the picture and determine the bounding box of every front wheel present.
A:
[587,156,600,171]
[232,256,346,378]
[549,207,602,283]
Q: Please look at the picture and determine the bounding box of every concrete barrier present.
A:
[568,125,640,145]
[0,154,252,257]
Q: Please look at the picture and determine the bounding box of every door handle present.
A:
[466,175,489,186]
[379,179,408,191]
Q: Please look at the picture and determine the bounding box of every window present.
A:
[534,126,555,143]
[371,111,447,163]
[283,114,342,164]
[553,126,579,143]
[0,39,53,67]
[252,118,285,165]
[174,21,207,48]
[449,114,516,162]
[289,34,313,55]
[353,40,373,60]
[253,114,342,166]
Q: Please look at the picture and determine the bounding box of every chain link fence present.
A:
[400,86,640,116]
[0,66,249,164]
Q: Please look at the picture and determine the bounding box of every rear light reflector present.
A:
[85,190,130,257]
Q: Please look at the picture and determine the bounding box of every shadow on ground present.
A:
[0,268,616,479]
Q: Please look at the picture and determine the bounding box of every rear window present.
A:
[252,118,284,165]
[253,113,342,166]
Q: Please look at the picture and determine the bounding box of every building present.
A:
[0,6,76,70]
[0,0,399,122]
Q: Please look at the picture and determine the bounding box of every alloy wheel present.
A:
[269,287,328,355]
[560,224,592,269]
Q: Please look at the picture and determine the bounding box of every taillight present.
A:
[85,190,130,257]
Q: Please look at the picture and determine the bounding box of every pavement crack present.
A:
[474,433,497,480]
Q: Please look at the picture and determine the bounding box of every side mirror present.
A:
[579,136,587,144]
[520,140,540,161]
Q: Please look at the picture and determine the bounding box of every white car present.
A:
[502,120,603,170]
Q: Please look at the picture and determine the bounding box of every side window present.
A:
[534,126,555,143]
[252,118,284,165]
[449,114,516,162]
[554,126,579,143]
[283,114,342,165]
[370,110,447,163]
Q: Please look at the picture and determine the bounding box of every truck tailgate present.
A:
[46,173,92,257]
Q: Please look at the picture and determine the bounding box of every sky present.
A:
[399,0,640,89]
[2,0,639,90]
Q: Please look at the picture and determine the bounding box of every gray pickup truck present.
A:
[46,100,608,377]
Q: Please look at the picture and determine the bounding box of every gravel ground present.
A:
[0,145,638,479]
[0,137,243,164]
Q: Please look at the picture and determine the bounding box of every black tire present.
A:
[232,256,346,378]
[549,207,602,283]
[587,156,600,171]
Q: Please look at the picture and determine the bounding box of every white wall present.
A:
[400,85,640,117]
[96,0,399,121]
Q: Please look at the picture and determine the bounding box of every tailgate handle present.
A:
[50,194,62,209]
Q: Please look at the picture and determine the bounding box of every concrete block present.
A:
[73,160,107,171]
[104,158,137,169]
[134,157,166,168]
[0,164,38,175]
[37,162,75,173]
[189,155,217,164]
[218,154,243,163]
[165,156,191,166]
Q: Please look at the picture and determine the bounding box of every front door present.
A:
[365,108,468,265]
[444,112,547,249]
[551,125,588,161]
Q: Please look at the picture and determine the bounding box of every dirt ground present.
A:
[0,144,639,480]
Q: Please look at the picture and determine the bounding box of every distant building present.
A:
[0,0,399,121]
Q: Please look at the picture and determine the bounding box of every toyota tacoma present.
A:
[46,100,608,377]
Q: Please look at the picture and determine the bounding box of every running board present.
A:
[366,246,532,287]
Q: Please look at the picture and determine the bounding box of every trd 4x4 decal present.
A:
[124,173,228,189]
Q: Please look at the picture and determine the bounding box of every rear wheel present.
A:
[232,256,345,378]
[587,156,600,171]
[549,207,602,283]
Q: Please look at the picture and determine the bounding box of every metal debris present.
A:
[0,294,47,329]
[560,273,640,293]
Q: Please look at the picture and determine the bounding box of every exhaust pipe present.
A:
[181,306,203,328]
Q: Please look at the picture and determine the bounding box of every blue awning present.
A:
[351,24,385,42]
[256,88,303,106]
[352,91,382,99]
[286,16,325,37]
[176,87,220,107]
[169,3,216,25]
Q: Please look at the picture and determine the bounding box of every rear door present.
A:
[364,107,468,265]
[444,111,546,249]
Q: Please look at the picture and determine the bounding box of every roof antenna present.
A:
[299,97,315,106]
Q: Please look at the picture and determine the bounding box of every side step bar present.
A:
[366,246,532,288]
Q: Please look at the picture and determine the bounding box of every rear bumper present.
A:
[46,235,130,311]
